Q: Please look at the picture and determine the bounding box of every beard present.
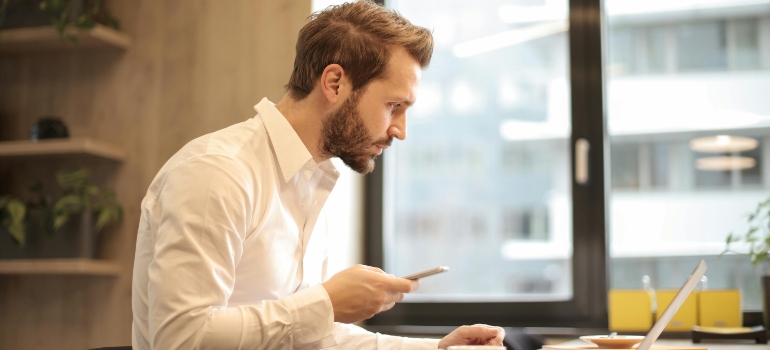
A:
[320,90,392,174]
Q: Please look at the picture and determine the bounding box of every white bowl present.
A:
[579,335,645,349]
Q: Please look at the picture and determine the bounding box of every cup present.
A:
[447,346,506,350]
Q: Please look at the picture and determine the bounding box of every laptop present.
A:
[543,259,708,350]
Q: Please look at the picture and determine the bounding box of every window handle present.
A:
[575,138,590,185]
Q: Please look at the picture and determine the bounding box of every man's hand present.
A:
[322,265,418,323]
[438,324,506,349]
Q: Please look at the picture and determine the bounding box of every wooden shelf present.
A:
[0,259,121,276]
[0,24,131,54]
[0,137,126,162]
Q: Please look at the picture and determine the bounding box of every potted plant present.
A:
[0,167,122,259]
[0,0,120,42]
[723,196,770,328]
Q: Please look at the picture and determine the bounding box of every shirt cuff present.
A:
[288,284,336,347]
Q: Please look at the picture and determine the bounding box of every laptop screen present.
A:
[637,260,708,350]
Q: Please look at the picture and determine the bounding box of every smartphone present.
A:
[401,266,449,280]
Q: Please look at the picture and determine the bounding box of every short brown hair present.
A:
[287,0,434,100]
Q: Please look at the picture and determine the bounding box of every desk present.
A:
[549,339,770,349]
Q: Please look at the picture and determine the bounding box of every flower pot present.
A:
[0,210,96,259]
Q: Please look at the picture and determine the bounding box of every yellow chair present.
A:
[656,290,698,331]
[698,290,742,328]
[609,289,654,332]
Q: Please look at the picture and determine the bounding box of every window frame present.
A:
[364,0,610,327]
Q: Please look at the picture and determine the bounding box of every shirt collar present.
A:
[255,98,339,183]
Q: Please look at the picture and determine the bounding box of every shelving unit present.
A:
[0,259,121,276]
[0,24,131,54]
[0,138,125,274]
[0,137,126,162]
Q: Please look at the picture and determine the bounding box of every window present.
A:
[606,1,770,313]
[366,0,770,327]
[366,0,606,327]
[676,22,728,71]
[382,0,573,303]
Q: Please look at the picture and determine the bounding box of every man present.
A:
[132,1,505,349]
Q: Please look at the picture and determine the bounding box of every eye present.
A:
[389,103,402,110]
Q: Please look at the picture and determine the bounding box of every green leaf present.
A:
[95,209,110,231]
[2,198,26,245]
[6,199,25,222]
[724,233,737,255]
[54,194,83,214]
[95,206,122,232]
[53,213,69,231]
[754,252,768,265]
[84,185,100,196]
[6,221,25,246]
[56,168,89,191]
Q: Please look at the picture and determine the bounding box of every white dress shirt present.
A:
[132,98,441,350]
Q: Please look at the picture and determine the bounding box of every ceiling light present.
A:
[695,156,756,171]
[689,135,758,153]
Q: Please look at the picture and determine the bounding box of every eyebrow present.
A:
[392,96,416,107]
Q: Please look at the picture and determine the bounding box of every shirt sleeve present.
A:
[332,323,440,350]
[147,155,334,349]
[317,246,439,350]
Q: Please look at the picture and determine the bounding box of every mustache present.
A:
[375,137,394,148]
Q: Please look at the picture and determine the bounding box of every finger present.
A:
[495,327,506,344]
[380,301,396,312]
[382,291,404,304]
[473,324,500,335]
[456,325,476,338]
[410,279,420,292]
[484,329,505,345]
[384,276,414,293]
[358,265,386,273]
[460,325,499,341]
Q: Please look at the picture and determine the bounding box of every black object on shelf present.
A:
[691,325,768,344]
[30,117,69,141]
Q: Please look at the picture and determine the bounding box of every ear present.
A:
[319,64,348,104]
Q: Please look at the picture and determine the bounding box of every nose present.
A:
[388,113,407,141]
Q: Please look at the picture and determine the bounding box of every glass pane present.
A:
[606,0,770,309]
[384,0,572,302]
